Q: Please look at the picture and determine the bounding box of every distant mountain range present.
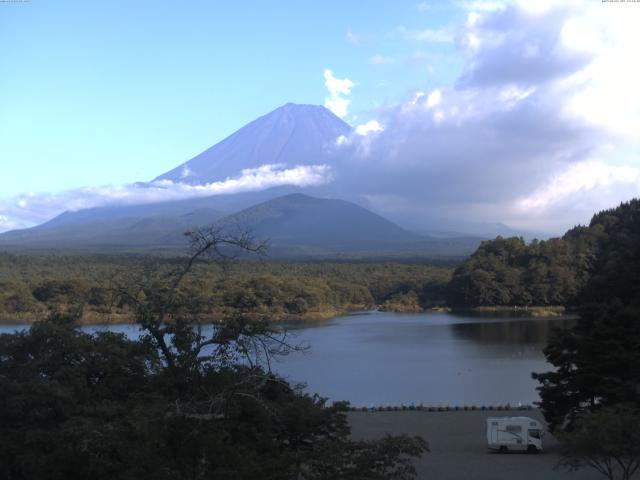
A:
[0,102,528,257]
[0,188,286,251]
[0,193,481,258]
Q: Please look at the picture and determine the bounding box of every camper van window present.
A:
[528,429,541,439]
[505,425,522,433]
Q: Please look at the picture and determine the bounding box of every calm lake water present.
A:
[273,311,571,406]
[0,310,572,407]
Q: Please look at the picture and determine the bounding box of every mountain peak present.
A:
[215,193,424,253]
[267,102,343,123]
[154,103,351,185]
[276,102,333,114]
[280,102,320,109]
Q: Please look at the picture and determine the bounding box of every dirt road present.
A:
[348,410,605,480]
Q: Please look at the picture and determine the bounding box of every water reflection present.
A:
[0,311,572,406]
[450,317,575,345]
[274,311,572,406]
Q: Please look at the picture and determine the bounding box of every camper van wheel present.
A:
[499,446,508,454]
[527,445,538,454]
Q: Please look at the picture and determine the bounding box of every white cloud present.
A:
[0,215,11,231]
[369,55,395,65]
[324,69,355,96]
[346,28,366,46]
[181,165,193,178]
[558,7,640,138]
[397,26,454,43]
[510,159,640,232]
[355,120,384,136]
[456,0,506,12]
[517,0,556,16]
[518,160,640,211]
[412,91,425,104]
[324,69,356,118]
[426,89,442,108]
[332,120,384,158]
[324,97,350,120]
[0,164,333,232]
[404,50,429,66]
[333,0,640,233]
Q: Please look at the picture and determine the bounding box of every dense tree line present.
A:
[530,200,640,479]
[446,205,621,307]
[0,257,452,323]
[532,200,640,425]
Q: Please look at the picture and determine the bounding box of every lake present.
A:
[271,311,571,407]
[0,310,572,407]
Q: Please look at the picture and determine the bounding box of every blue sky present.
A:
[0,0,463,196]
[1,0,640,233]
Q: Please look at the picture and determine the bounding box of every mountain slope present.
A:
[0,193,482,257]
[215,193,423,252]
[0,188,311,248]
[0,210,225,249]
[154,103,351,185]
[210,194,482,257]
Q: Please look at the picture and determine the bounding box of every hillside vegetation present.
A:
[447,199,640,308]
[528,199,640,454]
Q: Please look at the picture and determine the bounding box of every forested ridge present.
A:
[447,199,640,308]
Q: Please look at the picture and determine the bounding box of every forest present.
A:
[528,199,640,479]
[0,254,453,324]
[446,200,640,308]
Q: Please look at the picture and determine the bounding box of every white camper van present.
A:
[486,417,544,453]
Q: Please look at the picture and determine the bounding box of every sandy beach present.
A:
[349,410,606,480]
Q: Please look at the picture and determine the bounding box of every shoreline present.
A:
[0,305,373,326]
[451,305,567,317]
[0,303,572,326]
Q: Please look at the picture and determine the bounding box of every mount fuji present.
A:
[0,103,487,256]
[155,103,351,185]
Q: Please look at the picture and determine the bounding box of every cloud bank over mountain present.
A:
[0,164,332,231]
[334,0,640,232]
